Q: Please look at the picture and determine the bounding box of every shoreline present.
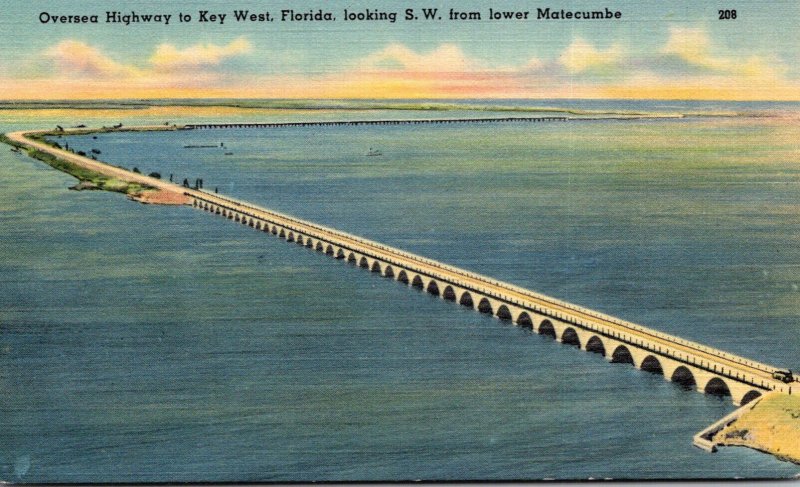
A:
[709,393,800,465]
[2,125,191,206]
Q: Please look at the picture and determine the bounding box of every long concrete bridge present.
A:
[7,125,797,409]
[183,117,568,130]
[185,191,795,407]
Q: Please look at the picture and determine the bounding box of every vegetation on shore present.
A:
[712,393,800,465]
[0,132,153,197]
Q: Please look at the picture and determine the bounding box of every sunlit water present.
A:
[1,102,799,482]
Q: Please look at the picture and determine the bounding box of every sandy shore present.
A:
[131,189,191,205]
[5,127,191,206]
[712,393,800,464]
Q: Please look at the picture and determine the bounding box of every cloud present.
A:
[661,26,784,80]
[45,40,141,78]
[43,37,253,81]
[150,37,252,71]
[5,33,798,101]
[559,38,624,73]
[359,43,479,73]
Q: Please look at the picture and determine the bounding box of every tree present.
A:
[132,167,141,174]
[183,178,189,188]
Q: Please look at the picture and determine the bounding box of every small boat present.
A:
[91,148,101,154]
[366,148,383,156]
[184,144,218,149]
[10,147,21,153]
[224,152,234,156]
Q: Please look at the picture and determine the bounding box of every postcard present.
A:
[1,0,799,483]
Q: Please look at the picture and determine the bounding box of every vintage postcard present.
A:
[1,0,799,483]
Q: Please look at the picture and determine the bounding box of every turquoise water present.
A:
[2,103,800,481]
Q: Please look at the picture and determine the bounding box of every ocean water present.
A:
[1,103,800,482]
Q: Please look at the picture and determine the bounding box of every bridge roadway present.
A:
[10,126,795,408]
[186,191,794,406]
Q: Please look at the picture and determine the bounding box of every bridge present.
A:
[8,125,796,409]
[186,191,794,407]
[183,117,569,130]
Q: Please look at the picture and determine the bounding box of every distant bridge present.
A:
[186,191,794,407]
[183,117,569,130]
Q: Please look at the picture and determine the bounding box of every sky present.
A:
[1,0,799,100]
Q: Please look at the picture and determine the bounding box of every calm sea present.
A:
[1,101,799,481]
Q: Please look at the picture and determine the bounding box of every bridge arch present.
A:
[740,390,762,406]
[459,291,474,308]
[703,377,732,399]
[295,234,305,245]
[286,232,294,241]
[315,241,324,251]
[335,248,346,260]
[538,319,556,339]
[371,261,382,273]
[279,228,286,238]
[496,305,513,321]
[397,270,409,284]
[271,226,278,234]
[359,256,370,269]
[324,244,334,255]
[610,345,635,365]
[221,209,227,217]
[585,336,606,356]
[255,221,262,230]
[516,312,533,329]
[442,286,457,301]
[305,237,314,248]
[384,265,395,278]
[640,355,664,375]
[411,275,425,289]
[346,252,357,264]
[671,366,696,390]
[560,328,581,348]
[477,297,493,314]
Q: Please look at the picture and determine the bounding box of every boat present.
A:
[366,148,383,156]
[10,147,21,153]
[91,148,101,154]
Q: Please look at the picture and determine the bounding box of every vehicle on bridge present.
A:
[772,369,795,383]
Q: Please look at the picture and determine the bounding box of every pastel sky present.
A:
[1,0,799,100]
